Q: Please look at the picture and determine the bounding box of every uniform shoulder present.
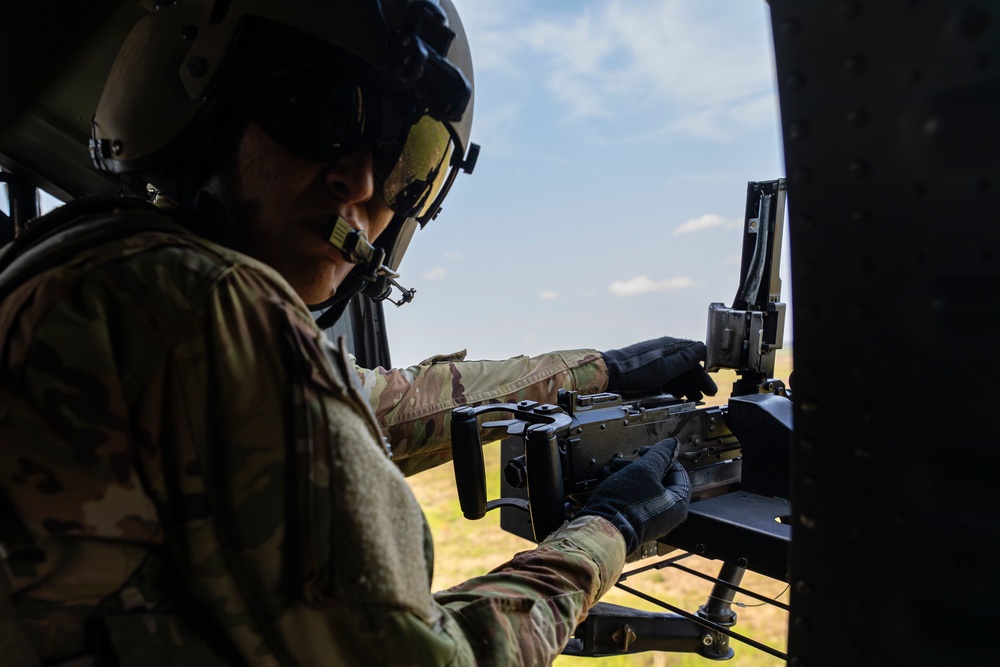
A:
[2,196,303,332]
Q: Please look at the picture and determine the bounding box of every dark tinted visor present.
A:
[233,66,459,224]
[377,115,456,222]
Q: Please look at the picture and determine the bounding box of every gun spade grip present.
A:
[451,407,487,520]
[525,424,565,542]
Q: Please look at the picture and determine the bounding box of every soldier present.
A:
[0,0,713,664]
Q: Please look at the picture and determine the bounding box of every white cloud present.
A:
[539,290,559,300]
[457,0,776,139]
[423,267,448,281]
[675,213,727,235]
[609,275,694,296]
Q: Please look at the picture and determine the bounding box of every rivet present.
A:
[849,159,870,179]
[185,56,209,77]
[779,17,801,37]
[846,107,870,128]
[852,209,871,226]
[840,1,861,19]
[844,55,866,76]
[785,71,806,90]
[788,121,808,140]
[791,168,813,185]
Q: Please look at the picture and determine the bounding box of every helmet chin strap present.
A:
[311,216,416,330]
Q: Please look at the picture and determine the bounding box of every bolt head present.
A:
[185,56,208,77]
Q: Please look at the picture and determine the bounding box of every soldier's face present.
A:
[218,121,395,305]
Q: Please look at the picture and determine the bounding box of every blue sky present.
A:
[0,0,788,369]
[382,0,789,367]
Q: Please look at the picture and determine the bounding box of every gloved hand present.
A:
[577,438,690,556]
[601,336,718,401]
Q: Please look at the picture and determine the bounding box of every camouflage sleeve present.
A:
[354,349,610,476]
[433,515,626,665]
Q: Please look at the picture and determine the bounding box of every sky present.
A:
[0,0,789,369]
[380,0,790,368]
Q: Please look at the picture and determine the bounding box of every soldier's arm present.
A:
[354,350,609,476]
[431,515,626,665]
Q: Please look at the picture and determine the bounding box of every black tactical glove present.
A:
[577,438,690,556]
[601,336,718,401]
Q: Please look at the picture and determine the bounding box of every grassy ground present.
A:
[406,348,793,666]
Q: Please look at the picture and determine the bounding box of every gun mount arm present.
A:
[706,179,787,395]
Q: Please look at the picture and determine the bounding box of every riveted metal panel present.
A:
[769,1,1000,665]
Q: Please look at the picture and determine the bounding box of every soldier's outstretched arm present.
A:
[354,335,715,478]
[355,336,716,475]
[354,349,609,476]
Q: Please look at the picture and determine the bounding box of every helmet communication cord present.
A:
[326,216,415,306]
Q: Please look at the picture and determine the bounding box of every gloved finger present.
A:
[602,337,708,395]
[654,437,681,463]
[663,374,699,401]
[665,367,718,401]
[692,368,718,396]
[633,438,680,475]
[662,463,691,498]
[666,340,707,373]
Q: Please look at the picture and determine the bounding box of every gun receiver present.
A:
[452,391,740,544]
[450,179,792,658]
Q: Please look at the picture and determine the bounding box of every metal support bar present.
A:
[696,562,747,660]
[615,582,788,662]
[0,171,38,239]
[565,601,707,657]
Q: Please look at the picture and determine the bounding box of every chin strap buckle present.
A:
[383,275,416,306]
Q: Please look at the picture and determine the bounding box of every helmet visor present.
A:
[378,115,457,223]
[238,67,374,163]
[230,65,459,224]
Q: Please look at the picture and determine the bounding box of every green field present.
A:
[406,348,793,666]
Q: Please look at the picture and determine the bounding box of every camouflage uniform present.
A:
[357,348,608,477]
[0,199,625,665]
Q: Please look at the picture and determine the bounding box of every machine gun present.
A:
[451,179,792,660]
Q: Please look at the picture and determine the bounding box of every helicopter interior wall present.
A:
[770,1,1000,664]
